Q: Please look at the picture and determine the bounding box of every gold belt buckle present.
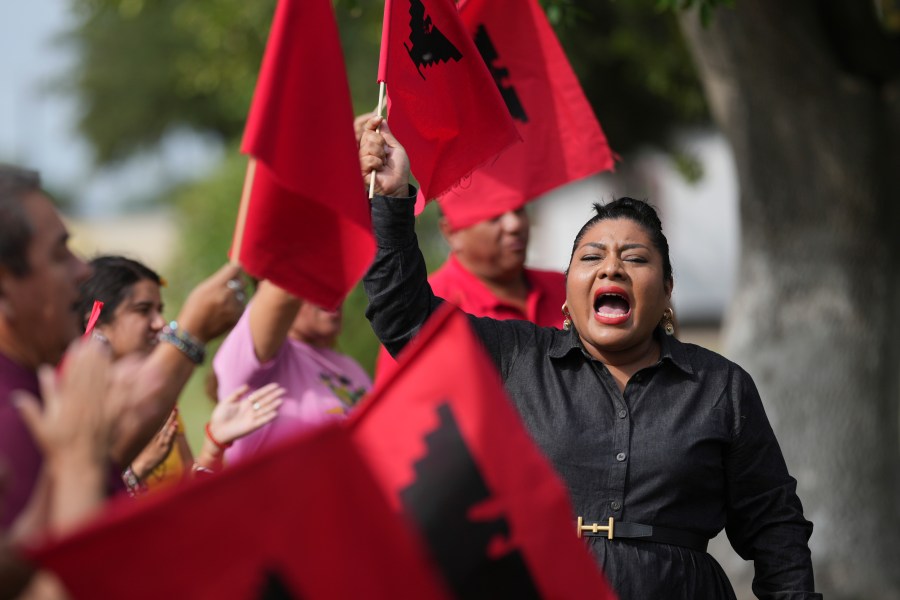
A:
[577,516,614,539]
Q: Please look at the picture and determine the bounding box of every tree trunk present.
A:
[679,2,900,598]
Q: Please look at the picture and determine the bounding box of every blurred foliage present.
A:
[65,0,274,163]
[878,0,900,32]
[554,0,708,156]
[67,0,707,164]
[670,149,705,183]
[163,146,244,301]
[654,0,734,26]
[65,0,710,373]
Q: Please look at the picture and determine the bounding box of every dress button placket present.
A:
[593,361,629,519]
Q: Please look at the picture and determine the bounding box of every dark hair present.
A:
[0,164,42,277]
[77,256,162,328]
[568,197,673,282]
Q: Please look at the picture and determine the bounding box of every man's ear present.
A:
[438,216,452,239]
[438,217,459,253]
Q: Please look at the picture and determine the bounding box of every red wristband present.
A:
[205,422,232,450]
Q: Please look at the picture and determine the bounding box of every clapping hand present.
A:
[207,383,285,447]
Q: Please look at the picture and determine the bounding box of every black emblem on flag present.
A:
[474,24,528,123]
[400,403,540,598]
[404,0,463,80]
[258,569,297,599]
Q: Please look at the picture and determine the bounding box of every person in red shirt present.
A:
[375,205,566,383]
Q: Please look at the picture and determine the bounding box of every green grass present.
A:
[176,365,217,456]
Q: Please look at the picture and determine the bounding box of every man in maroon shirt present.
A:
[0,165,92,528]
[1,165,248,530]
[0,164,250,532]
[375,204,566,384]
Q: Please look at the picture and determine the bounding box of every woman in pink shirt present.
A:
[213,281,371,464]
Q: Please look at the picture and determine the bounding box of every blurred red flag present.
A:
[232,0,373,310]
[378,0,520,201]
[31,426,452,599]
[428,0,615,230]
[348,305,616,599]
[82,300,103,338]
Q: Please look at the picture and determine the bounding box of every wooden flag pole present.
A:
[367,81,387,199]
[231,157,257,266]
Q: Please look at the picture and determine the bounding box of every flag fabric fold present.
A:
[233,0,373,310]
[378,0,520,202]
[348,305,616,599]
[31,426,451,600]
[431,0,615,230]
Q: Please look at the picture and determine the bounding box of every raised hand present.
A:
[16,340,119,469]
[359,115,410,197]
[354,111,376,145]
[208,383,285,446]
[129,410,179,481]
[15,338,139,532]
[176,263,247,345]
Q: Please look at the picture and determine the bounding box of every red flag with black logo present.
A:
[232,0,373,310]
[30,426,451,599]
[431,0,615,230]
[348,305,615,598]
[378,0,520,201]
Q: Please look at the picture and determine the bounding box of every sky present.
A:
[0,1,221,216]
[0,1,86,184]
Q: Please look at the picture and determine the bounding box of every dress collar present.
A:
[548,326,694,376]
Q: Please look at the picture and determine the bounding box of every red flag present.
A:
[379,0,520,201]
[348,305,616,598]
[233,0,373,310]
[426,0,615,230]
[82,300,103,338]
[30,426,451,599]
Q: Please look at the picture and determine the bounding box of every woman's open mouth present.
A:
[593,286,632,325]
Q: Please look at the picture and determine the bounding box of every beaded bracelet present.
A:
[205,422,232,450]
[160,320,206,364]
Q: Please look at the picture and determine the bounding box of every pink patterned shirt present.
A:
[213,306,371,464]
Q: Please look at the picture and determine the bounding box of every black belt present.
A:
[576,516,708,553]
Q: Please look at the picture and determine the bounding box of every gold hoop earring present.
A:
[561,303,571,331]
[661,307,675,336]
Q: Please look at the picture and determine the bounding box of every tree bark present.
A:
[679,2,900,598]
